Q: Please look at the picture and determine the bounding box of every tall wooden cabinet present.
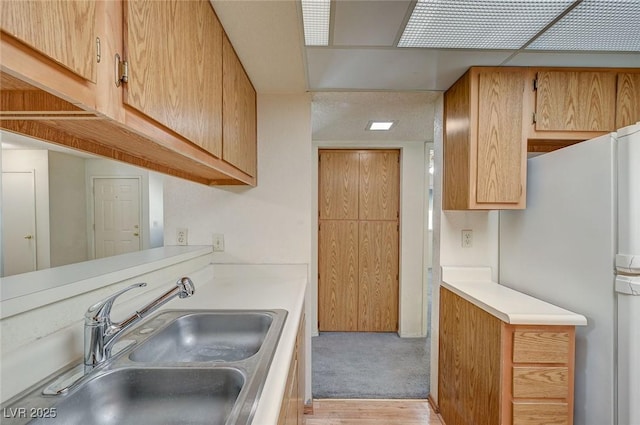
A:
[318,150,399,332]
[1,0,257,186]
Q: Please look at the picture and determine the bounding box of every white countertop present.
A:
[441,266,587,326]
[0,262,307,424]
[163,264,308,425]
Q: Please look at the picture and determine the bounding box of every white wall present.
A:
[311,141,428,337]
[2,150,51,270]
[163,93,312,265]
[48,151,88,267]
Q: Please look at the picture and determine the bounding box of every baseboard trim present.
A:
[427,394,440,413]
[304,402,314,415]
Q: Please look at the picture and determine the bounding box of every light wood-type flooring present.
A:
[304,399,444,425]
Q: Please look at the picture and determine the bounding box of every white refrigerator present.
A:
[499,123,640,425]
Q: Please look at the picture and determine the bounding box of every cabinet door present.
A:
[318,221,359,331]
[359,151,399,220]
[124,0,223,157]
[359,221,398,332]
[616,73,640,129]
[476,70,526,205]
[223,34,257,177]
[535,71,617,132]
[1,0,96,82]
[319,151,359,220]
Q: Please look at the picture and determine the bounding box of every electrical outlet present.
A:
[176,228,188,246]
[212,233,225,252]
[461,229,473,248]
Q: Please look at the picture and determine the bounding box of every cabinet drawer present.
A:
[513,331,569,363]
[513,367,568,398]
[513,402,568,425]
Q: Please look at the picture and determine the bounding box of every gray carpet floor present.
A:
[312,332,430,399]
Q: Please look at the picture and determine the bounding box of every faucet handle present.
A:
[177,277,195,298]
[85,282,147,325]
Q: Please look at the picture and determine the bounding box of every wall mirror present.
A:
[0,130,165,282]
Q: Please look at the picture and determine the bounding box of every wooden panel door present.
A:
[359,221,398,331]
[318,149,399,332]
[360,151,399,220]
[223,34,257,177]
[535,71,617,132]
[319,151,359,220]
[616,73,640,129]
[124,0,223,157]
[476,70,525,204]
[318,220,359,331]
[1,0,96,82]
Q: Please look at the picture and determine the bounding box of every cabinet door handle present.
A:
[133,232,139,237]
[24,234,33,240]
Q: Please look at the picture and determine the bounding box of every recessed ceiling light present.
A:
[366,121,396,131]
[301,0,330,46]
[527,0,640,52]
[398,0,575,49]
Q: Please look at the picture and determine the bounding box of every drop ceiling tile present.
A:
[333,1,413,46]
[528,0,640,52]
[398,0,575,49]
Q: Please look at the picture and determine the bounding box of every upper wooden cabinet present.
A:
[444,66,640,210]
[528,68,640,151]
[530,70,618,145]
[124,0,223,158]
[1,0,257,186]
[616,73,640,129]
[1,0,97,82]
[443,67,528,210]
[223,34,257,177]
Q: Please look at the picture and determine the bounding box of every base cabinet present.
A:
[278,314,305,425]
[438,288,576,425]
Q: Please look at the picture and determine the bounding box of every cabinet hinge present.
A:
[532,112,537,124]
[115,53,128,87]
[96,37,101,63]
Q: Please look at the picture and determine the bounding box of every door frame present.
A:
[90,176,143,259]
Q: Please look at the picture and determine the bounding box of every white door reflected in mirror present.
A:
[2,170,37,275]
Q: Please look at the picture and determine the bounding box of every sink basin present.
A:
[129,311,273,363]
[31,368,244,425]
[3,309,287,425]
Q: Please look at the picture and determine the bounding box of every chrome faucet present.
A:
[84,277,195,372]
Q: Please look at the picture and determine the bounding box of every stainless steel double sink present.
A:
[2,309,287,425]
